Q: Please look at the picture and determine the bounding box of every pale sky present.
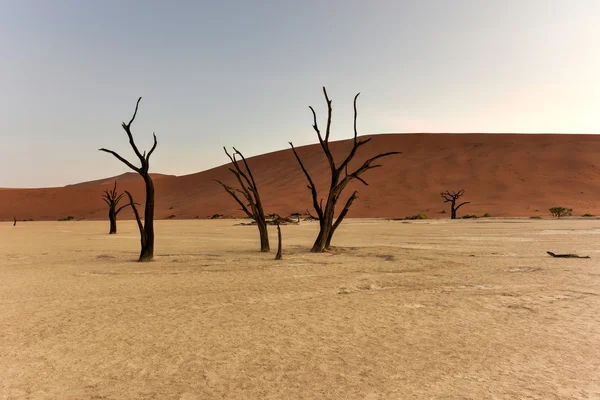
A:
[1,0,599,187]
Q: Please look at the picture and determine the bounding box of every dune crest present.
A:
[1,133,599,221]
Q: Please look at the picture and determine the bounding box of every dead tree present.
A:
[290,87,400,252]
[99,97,157,262]
[101,181,134,234]
[13,216,16,226]
[275,222,283,260]
[441,189,470,219]
[215,147,270,252]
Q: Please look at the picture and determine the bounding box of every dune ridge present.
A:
[2,133,599,221]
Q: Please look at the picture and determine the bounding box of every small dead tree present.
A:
[441,189,470,219]
[99,97,157,262]
[102,181,134,234]
[290,87,400,252]
[215,147,270,252]
[13,216,16,226]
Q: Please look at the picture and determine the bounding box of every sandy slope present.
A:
[1,133,600,220]
[1,219,599,399]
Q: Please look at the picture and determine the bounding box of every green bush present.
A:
[583,213,594,217]
[482,213,491,218]
[530,216,542,219]
[549,207,572,218]
[403,214,428,220]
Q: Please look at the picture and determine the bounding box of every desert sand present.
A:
[2,133,600,221]
[1,218,599,399]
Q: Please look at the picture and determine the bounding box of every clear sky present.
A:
[1,0,598,187]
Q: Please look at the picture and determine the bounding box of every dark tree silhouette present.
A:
[101,181,134,234]
[13,216,16,226]
[215,147,270,252]
[99,97,157,262]
[549,206,572,218]
[290,87,400,252]
[275,222,282,260]
[441,189,470,219]
[124,190,147,257]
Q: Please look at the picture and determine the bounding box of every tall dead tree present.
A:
[441,189,470,219]
[215,147,270,252]
[102,181,134,234]
[290,87,400,252]
[99,97,157,262]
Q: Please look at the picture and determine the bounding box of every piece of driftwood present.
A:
[547,251,590,259]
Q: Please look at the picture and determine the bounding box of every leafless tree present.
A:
[441,189,470,219]
[290,87,400,252]
[99,97,157,262]
[101,181,134,234]
[13,216,16,226]
[215,147,270,252]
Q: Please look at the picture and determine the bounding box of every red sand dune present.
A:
[1,133,600,221]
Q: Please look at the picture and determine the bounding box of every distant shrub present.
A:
[403,214,428,220]
[582,213,594,217]
[166,214,176,219]
[482,213,491,218]
[461,214,478,219]
[440,210,446,214]
[169,206,174,210]
[530,216,542,219]
[58,216,75,221]
[549,207,572,218]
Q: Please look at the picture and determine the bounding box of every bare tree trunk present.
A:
[257,220,270,252]
[275,223,282,260]
[13,216,16,226]
[109,209,117,234]
[139,176,155,262]
[312,204,334,252]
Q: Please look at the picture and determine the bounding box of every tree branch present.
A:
[455,201,470,211]
[98,148,140,172]
[353,92,360,145]
[214,179,253,218]
[146,133,158,161]
[124,191,145,247]
[120,97,145,164]
[332,190,358,233]
[289,142,324,220]
[340,151,400,188]
[115,202,138,215]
